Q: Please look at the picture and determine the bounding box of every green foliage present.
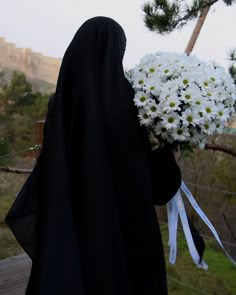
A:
[143,0,181,33]
[0,70,50,158]
[0,68,56,94]
[143,0,235,34]
[0,226,23,259]
[30,78,56,94]
[213,135,236,193]
[160,224,236,294]
[176,134,236,252]
[0,172,27,259]
[229,49,236,85]
[6,114,34,148]
[0,71,8,88]
[1,71,32,103]
[28,93,49,120]
[0,138,11,166]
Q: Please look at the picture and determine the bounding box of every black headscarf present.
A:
[5,17,183,295]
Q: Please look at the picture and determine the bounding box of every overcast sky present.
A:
[0,0,235,69]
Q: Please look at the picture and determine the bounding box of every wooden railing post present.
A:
[35,120,45,157]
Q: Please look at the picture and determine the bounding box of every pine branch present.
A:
[143,0,181,33]
[204,143,236,157]
[228,49,236,84]
[143,0,222,34]
[223,0,236,5]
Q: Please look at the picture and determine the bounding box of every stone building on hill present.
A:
[0,37,61,85]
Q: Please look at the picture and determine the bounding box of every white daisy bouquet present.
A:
[126,52,236,149]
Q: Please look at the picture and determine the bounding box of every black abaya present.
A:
[5,17,181,295]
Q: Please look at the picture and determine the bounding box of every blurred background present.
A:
[0,0,236,294]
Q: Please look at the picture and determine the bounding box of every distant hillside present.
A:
[0,37,61,89]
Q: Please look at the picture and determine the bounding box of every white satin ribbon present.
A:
[167,197,178,264]
[167,180,236,269]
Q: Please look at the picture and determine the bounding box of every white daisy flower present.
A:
[200,121,216,135]
[145,62,158,75]
[171,126,190,141]
[144,77,161,94]
[215,120,225,134]
[216,105,230,122]
[133,91,150,107]
[154,125,168,139]
[159,63,174,77]
[161,80,180,93]
[192,96,205,107]
[162,112,180,129]
[138,109,153,126]
[196,76,212,89]
[162,95,181,113]
[201,102,217,120]
[181,109,202,126]
[180,84,201,103]
[180,72,195,87]
[145,100,160,119]
[132,72,147,89]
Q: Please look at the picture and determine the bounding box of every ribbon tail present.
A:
[175,190,208,270]
[167,197,179,265]
[187,215,205,264]
[181,181,236,266]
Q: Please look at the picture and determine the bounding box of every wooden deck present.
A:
[0,254,31,295]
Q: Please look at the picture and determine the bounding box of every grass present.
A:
[161,223,236,295]
[0,225,23,259]
[0,172,27,259]
[0,173,235,294]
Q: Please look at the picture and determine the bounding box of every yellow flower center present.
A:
[187,116,193,122]
[138,80,144,85]
[140,96,146,102]
[177,129,183,135]
[168,117,174,123]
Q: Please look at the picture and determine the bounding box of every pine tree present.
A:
[229,50,236,84]
[143,0,235,34]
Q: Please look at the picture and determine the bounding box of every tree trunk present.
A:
[185,6,211,55]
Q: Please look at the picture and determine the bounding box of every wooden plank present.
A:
[0,256,30,270]
[0,254,31,295]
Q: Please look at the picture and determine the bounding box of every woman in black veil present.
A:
[5,17,183,295]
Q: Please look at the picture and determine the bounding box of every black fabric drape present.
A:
[5,17,182,295]
[151,147,181,206]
